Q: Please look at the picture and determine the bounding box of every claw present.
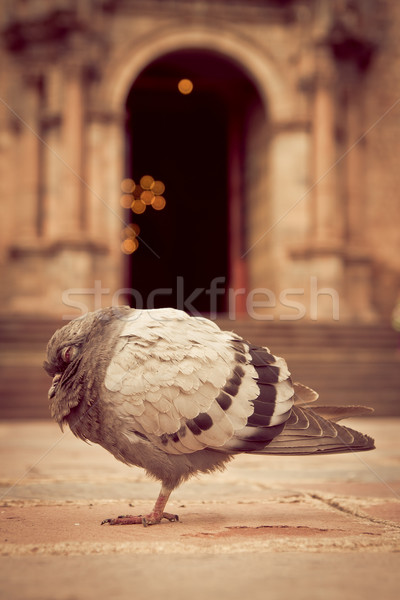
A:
[142,512,179,526]
[101,486,177,526]
[101,511,180,526]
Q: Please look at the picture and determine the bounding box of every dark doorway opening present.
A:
[125,49,258,315]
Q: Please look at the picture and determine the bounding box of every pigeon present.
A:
[44,306,374,526]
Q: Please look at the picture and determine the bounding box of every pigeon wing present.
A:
[103,308,293,455]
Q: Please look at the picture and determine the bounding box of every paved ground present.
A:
[0,418,399,600]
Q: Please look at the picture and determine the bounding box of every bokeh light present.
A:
[178,79,193,95]
[152,180,165,195]
[131,199,146,214]
[152,195,166,210]
[126,223,140,236]
[120,175,166,214]
[120,194,134,209]
[120,175,167,254]
[121,178,136,193]
[140,175,155,190]
[121,224,140,240]
[141,190,155,205]
[121,223,140,253]
[121,237,139,254]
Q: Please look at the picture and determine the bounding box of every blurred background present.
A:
[0,0,399,418]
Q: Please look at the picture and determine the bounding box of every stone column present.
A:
[0,74,19,258]
[311,44,344,248]
[288,42,347,321]
[40,64,122,315]
[343,68,377,321]
[228,110,247,316]
[45,63,85,240]
[42,66,63,241]
[60,63,85,235]
[345,79,365,248]
[85,112,122,241]
[17,74,42,242]
[85,110,125,295]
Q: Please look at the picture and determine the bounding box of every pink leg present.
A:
[101,485,178,527]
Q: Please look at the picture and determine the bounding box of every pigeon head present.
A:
[43,312,100,420]
[44,307,130,425]
[44,317,90,378]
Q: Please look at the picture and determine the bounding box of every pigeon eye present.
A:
[61,345,78,363]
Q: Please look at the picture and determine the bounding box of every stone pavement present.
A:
[0,418,399,600]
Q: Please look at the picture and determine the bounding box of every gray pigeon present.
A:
[44,306,374,526]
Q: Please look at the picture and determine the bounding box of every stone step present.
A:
[0,317,65,350]
[0,317,398,350]
[216,318,399,351]
[0,317,399,419]
[1,358,399,419]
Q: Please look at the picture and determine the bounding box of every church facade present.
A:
[1,0,399,323]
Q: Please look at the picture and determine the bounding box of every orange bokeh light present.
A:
[178,79,193,95]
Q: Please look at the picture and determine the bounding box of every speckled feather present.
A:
[44,307,375,491]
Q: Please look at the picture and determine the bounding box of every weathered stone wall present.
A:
[362,1,400,317]
[0,0,398,321]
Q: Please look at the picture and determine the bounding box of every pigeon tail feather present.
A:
[252,405,375,455]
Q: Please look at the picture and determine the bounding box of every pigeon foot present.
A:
[101,485,176,526]
[101,512,179,526]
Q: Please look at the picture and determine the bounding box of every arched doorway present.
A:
[124,49,264,315]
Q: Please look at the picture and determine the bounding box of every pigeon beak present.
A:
[48,373,62,399]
